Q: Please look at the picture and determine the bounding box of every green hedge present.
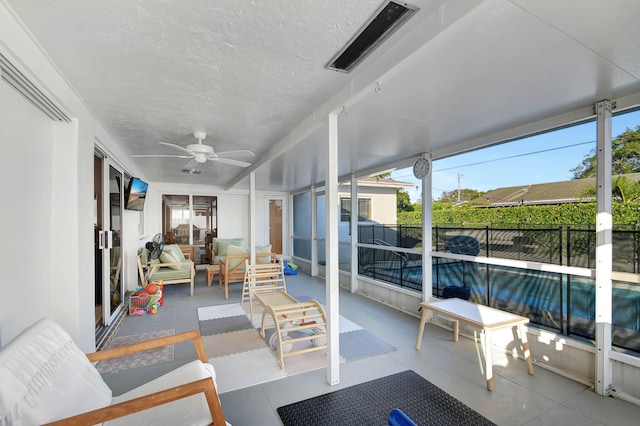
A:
[398,202,640,226]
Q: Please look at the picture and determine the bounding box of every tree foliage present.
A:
[397,202,640,226]
[580,176,640,204]
[572,126,640,178]
[397,189,414,212]
[438,188,485,203]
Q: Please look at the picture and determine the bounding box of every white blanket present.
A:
[0,317,112,425]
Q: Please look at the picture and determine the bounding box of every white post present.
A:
[311,185,318,277]
[595,100,613,395]
[350,174,358,293]
[422,161,433,301]
[326,113,340,385]
[249,171,256,264]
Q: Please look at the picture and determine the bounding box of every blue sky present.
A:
[391,109,640,202]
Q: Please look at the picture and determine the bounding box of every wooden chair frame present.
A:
[136,254,196,296]
[43,330,225,425]
[219,252,277,299]
[241,260,287,321]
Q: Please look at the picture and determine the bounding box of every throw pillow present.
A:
[256,244,272,264]
[167,244,186,262]
[159,250,182,270]
[216,239,244,258]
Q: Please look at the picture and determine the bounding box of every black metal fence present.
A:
[357,223,640,353]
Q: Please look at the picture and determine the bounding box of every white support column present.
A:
[422,161,434,301]
[249,171,256,264]
[311,185,318,277]
[595,100,613,395]
[326,113,340,385]
[350,174,358,293]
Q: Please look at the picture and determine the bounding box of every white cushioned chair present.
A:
[0,317,227,425]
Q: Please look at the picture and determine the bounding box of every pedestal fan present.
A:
[144,233,165,282]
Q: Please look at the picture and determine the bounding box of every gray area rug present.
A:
[96,329,174,373]
[277,370,497,426]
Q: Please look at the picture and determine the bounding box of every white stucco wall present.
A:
[0,2,141,350]
[0,6,288,351]
[339,185,400,225]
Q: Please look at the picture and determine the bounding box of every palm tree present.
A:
[580,176,640,203]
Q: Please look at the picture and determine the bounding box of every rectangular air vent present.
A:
[0,52,70,122]
[326,1,418,73]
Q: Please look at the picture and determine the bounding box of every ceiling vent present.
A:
[326,1,418,73]
[0,52,70,122]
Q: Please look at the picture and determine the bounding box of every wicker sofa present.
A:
[137,244,196,296]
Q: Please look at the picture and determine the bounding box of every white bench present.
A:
[416,298,533,390]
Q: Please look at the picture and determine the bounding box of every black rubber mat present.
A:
[277,370,497,426]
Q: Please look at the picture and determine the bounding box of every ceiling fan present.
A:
[132,131,254,169]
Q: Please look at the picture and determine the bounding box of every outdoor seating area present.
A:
[5,2,640,424]
[96,271,640,425]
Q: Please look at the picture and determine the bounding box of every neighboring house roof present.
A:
[342,177,414,190]
[470,173,640,207]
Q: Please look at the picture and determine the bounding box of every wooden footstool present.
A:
[206,264,220,287]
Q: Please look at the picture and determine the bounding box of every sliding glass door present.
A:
[94,152,125,335]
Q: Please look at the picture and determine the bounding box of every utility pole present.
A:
[457,174,463,202]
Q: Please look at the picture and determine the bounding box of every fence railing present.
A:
[356,223,640,353]
[357,223,640,271]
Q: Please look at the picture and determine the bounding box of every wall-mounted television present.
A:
[125,177,149,211]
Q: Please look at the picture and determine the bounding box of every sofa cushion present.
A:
[0,317,112,425]
[160,250,182,270]
[149,265,192,281]
[214,238,244,258]
[167,244,186,262]
[107,360,217,426]
[256,244,272,263]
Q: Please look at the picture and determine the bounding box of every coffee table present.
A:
[206,264,220,287]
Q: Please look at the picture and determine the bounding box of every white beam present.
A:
[326,113,340,385]
[249,172,256,264]
[350,174,358,293]
[311,185,318,277]
[422,159,434,302]
[594,99,613,396]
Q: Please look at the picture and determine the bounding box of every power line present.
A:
[392,140,594,180]
[434,140,594,172]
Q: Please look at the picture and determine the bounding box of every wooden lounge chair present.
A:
[0,317,227,425]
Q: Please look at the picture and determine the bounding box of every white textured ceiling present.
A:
[7,0,640,192]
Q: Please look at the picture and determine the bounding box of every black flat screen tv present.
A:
[125,177,148,211]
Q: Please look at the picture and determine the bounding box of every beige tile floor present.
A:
[101,271,640,426]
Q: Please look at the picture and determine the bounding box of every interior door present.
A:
[267,197,284,254]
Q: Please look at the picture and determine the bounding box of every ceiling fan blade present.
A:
[213,150,255,158]
[159,141,193,155]
[131,154,192,159]
[212,157,252,167]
